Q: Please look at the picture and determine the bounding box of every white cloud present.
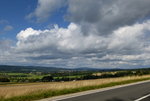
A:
[27,0,66,22]
[0,19,13,34]
[67,0,150,35]
[6,20,149,68]
[27,0,150,35]
[2,0,150,68]
[3,25,13,31]
[17,28,43,40]
[108,21,150,50]
[16,23,107,53]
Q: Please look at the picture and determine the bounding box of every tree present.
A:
[0,77,10,82]
[41,76,54,82]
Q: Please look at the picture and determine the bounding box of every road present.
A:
[39,80,150,101]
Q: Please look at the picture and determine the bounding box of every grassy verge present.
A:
[1,77,150,101]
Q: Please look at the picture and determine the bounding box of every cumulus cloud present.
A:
[1,0,150,68]
[8,20,149,68]
[16,23,109,53]
[27,0,66,22]
[108,21,150,51]
[27,0,150,34]
[67,0,150,35]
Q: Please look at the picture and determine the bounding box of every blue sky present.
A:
[0,0,68,40]
[0,0,35,40]
[0,0,150,68]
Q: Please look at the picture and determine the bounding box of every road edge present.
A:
[37,79,150,101]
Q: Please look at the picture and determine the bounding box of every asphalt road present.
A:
[140,96,150,101]
[56,81,150,101]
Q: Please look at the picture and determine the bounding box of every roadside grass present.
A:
[0,75,150,101]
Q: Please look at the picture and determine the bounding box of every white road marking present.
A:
[134,93,150,101]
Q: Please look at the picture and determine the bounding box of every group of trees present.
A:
[82,70,150,80]
[40,70,150,82]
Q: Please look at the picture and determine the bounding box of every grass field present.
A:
[0,72,83,82]
[0,75,150,101]
[0,73,47,79]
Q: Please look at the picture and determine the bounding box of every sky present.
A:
[0,0,150,69]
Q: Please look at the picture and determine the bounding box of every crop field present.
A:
[0,75,150,101]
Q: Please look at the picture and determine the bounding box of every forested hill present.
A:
[0,65,70,73]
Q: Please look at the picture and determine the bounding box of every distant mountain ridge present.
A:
[0,65,150,73]
[0,65,69,72]
[0,65,119,72]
